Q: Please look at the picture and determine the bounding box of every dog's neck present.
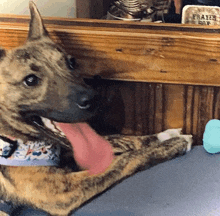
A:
[0,135,60,166]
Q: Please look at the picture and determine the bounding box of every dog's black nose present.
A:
[76,92,100,110]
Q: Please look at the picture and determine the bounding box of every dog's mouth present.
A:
[30,115,66,139]
[27,115,114,174]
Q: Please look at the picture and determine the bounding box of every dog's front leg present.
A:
[6,131,192,216]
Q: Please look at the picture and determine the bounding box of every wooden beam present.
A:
[1,15,220,86]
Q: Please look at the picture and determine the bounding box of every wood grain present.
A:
[1,16,220,86]
[97,81,220,144]
[1,16,220,144]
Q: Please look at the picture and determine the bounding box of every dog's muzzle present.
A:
[76,91,101,111]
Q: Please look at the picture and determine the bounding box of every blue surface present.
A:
[75,146,220,216]
[3,146,220,216]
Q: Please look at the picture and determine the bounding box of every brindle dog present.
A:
[0,2,192,216]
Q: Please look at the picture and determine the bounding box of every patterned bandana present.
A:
[0,137,60,166]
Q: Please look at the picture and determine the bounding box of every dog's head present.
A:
[0,2,100,141]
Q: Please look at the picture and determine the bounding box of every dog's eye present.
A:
[67,56,76,70]
[23,74,39,87]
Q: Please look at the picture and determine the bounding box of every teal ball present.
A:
[203,119,220,154]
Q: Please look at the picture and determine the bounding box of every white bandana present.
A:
[0,137,60,166]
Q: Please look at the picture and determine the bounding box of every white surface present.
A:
[0,0,76,17]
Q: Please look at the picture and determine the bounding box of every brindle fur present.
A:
[0,2,192,216]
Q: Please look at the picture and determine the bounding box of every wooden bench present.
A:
[1,15,220,144]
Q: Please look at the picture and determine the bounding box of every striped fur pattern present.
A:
[0,2,192,216]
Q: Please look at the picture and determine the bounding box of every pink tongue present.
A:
[57,122,114,175]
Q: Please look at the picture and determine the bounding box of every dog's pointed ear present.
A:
[28,1,49,41]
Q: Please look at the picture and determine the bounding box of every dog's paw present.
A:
[157,128,193,152]
[157,128,182,142]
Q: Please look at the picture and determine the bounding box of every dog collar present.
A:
[0,136,60,166]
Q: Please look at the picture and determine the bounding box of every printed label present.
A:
[182,5,220,25]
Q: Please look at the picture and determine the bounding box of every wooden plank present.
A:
[134,82,146,135]
[183,85,216,144]
[184,85,194,135]
[214,87,220,119]
[163,85,184,130]
[154,84,164,133]
[1,16,220,86]
[196,87,215,144]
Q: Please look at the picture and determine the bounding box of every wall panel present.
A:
[96,81,220,145]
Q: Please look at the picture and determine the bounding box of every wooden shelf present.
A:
[1,15,220,143]
[1,15,220,86]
